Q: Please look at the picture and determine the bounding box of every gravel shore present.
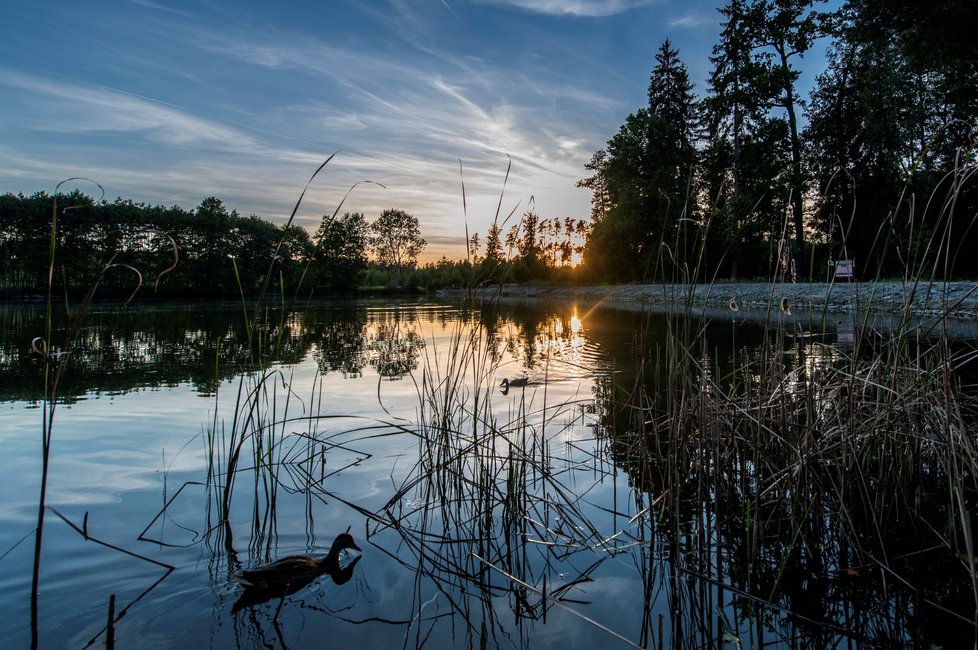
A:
[471,280,978,334]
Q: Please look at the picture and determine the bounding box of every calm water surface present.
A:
[0,299,973,648]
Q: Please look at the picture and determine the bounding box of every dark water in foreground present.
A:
[1,299,976,648]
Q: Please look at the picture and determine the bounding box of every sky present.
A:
[0,0,826,261]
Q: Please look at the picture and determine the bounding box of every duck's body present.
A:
[499,375,530,390]
[232,532,361,612]
[234,554,332,589]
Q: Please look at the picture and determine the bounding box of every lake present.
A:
[2,298,976,648]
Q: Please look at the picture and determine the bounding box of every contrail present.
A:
[440,0,459,19]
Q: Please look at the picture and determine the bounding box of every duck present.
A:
[232,531,362,613]
[499,375,532,394]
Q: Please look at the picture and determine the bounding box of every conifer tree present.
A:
[582,40,698,280]
[805,0,978,278]
[703,0,830,279]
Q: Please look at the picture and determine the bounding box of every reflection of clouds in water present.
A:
[46,451,160,507]
[500,573,657,649]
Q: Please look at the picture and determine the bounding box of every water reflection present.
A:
[312,316,367,378]
[590,314,978,648]
[365,309,425,380]
[0,302,441,402]
[4,300,977,648]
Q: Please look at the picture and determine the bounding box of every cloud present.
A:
[0,9,612,262]
[125,0,194,19]
[667,12,714,28]
[197,28,605,209]
[0,69,255,149]
[475,0,659,17]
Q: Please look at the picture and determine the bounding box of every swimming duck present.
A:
[232,532,361,612]
[499,375,530,390]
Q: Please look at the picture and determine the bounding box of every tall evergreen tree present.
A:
[703,0,830,279]
[752,0,830,277]
[582,40,698,280]
[703,0,793,278]
[482,223,503,266]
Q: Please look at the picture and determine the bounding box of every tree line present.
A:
[466,211,591,283]
[579,0,977,282]
[0,187,594,298]
[0,191,429,298]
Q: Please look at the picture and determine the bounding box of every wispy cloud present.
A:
[0,1,646,260]
[475,0,660,17]
[667,12,714,28]
[0,61,570,257]
[194,26,604,226]
[438,0,460,19]
[125,0,194,19]
[0,69,255,149]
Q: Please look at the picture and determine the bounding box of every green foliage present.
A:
[805,0,978,278]
[701,0,831,280]
[466,211,589,287]
[0,192,312,297]
[579,0,975,283]
[310,211,369,292]
[482,223,503,266]
[408,257,474,290]
[360,266,392,289]
[368,208,427,287]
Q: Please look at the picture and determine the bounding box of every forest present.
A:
[0,189,589,298]
[0,188,451,298]
[576,0,977,282]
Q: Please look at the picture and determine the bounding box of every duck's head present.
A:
[329,532,362,558]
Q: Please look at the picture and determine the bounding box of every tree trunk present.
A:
[779,49,806,281]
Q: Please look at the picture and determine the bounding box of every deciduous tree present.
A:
[368,209,426,286]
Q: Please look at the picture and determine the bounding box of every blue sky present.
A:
[0,0,823,260]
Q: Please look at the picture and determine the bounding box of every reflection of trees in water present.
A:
[18,295,973,646]
[364,311,425,380]
[481,304,632,387]
[1,303,457,399]
[309,308,428,381]
[0,304,363,401]
[312,318,368,378]
[589,329,978,648]
[1,306,254,402]
[481,303,589,372]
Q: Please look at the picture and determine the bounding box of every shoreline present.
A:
[467,280,978,335]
